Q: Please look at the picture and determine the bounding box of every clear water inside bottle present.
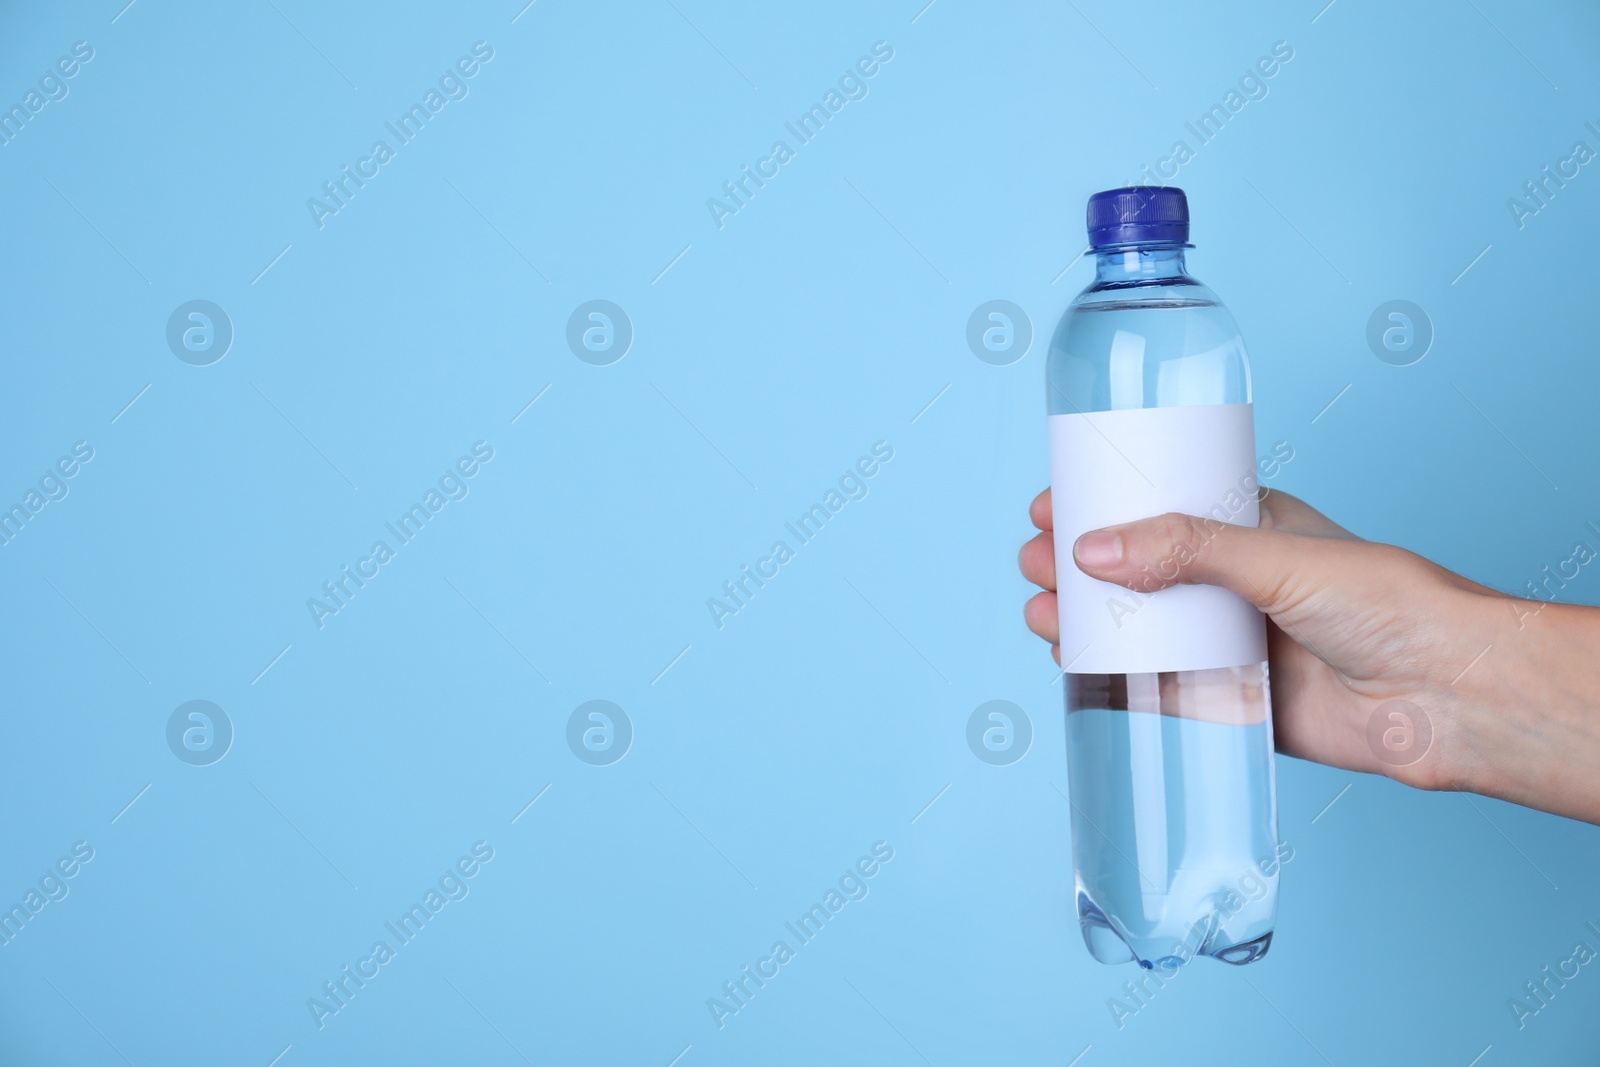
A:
[1065,671,1278,969]
[1048,242,1280,969]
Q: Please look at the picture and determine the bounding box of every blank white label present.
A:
[1048,402,1268,676]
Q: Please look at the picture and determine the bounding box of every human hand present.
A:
[1019,487,1600,824]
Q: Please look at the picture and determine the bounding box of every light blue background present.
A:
[2,1,1598,1064]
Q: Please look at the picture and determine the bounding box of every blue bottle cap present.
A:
[1086,186,1189,249]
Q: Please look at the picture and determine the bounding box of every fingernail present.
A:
[1074,530,1123,570]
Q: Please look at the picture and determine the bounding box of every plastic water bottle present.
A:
[1046,187,1282,970]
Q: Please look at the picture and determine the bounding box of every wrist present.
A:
[1438,592,1600,822]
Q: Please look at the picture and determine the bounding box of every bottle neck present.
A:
[1091,243,1191,286]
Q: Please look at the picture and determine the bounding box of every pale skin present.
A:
[1019,487,1600,826]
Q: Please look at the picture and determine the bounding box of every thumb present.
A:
[1071,511,1338,616]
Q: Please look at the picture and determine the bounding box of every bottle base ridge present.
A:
[1077,891,1274,969]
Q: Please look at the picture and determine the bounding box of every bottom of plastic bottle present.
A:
[1077,892,1273,969]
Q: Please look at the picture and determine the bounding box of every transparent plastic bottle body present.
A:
[1047,243,1279,970]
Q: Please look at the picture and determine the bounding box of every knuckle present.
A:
[1153,512,1198,554]
[1122,513,1209,591]
[1153,512,1211,572]
[1364,541,1424,581]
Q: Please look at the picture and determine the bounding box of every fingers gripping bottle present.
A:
[1047,187,1282,970]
